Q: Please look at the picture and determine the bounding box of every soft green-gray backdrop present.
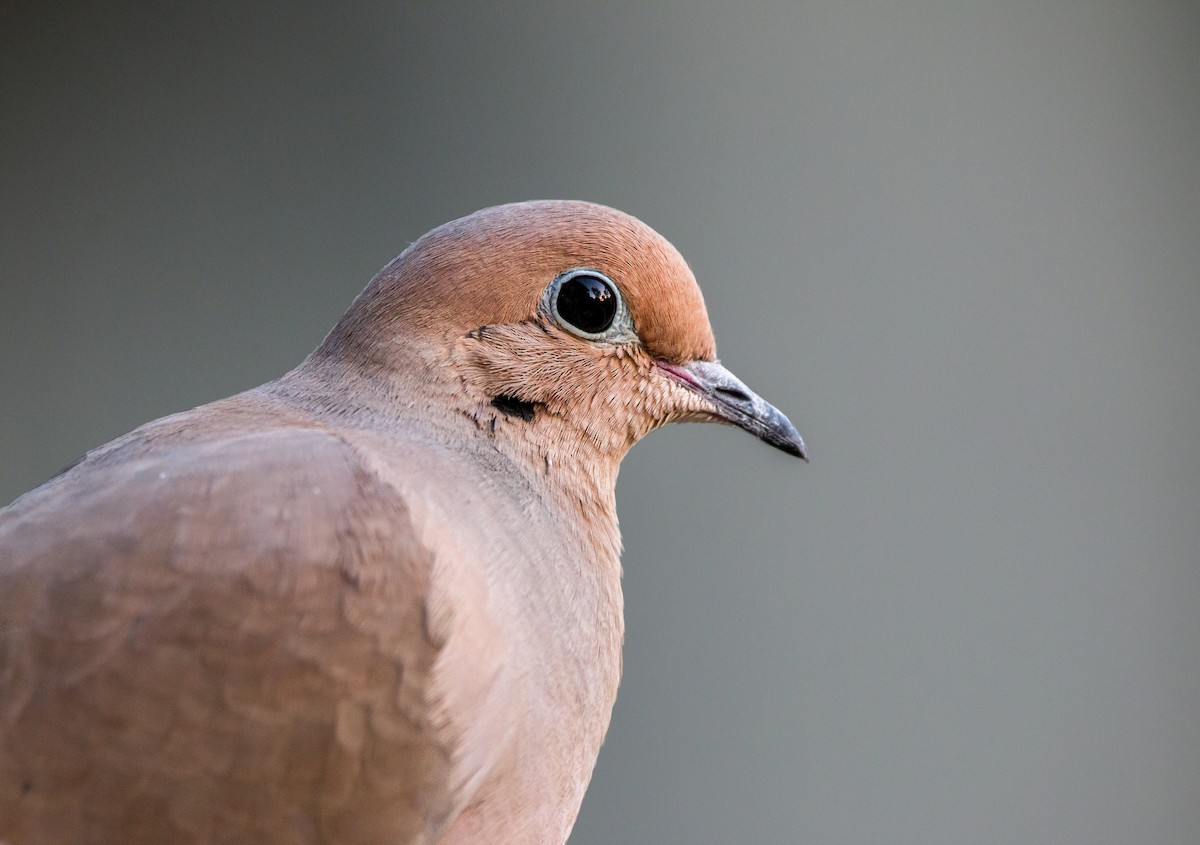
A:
[3,2,1198,843]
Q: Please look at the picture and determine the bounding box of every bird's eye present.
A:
[551,271,621,337]
[543,267,635,343]
[556,274,617,334]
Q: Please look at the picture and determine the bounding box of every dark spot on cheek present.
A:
[491,395,538,422]
[22,778,33,794]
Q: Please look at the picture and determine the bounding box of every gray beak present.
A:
[657,359,808,461]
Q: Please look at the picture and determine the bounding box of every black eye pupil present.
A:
[556,274,618,334]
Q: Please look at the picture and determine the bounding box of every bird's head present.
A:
[317,200,805,473]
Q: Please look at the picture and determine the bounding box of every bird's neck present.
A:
[274,347,628,566]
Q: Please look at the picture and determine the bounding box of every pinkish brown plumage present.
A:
[0,200,804,844]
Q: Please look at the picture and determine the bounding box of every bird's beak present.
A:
[656,359,808,460]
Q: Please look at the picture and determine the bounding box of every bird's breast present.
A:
[347,433,625,844]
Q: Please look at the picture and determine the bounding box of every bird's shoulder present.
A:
[7,416,383,569]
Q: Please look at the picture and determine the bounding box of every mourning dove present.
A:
[0,200,805,844]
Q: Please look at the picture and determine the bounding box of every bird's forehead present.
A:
[393,201,717,363]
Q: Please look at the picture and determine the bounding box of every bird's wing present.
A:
[0,425,489,845]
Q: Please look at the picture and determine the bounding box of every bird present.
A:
[0,200,805,844]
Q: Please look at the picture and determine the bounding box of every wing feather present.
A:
[0,426,463,844]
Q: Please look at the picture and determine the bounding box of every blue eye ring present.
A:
[543,268,637,343]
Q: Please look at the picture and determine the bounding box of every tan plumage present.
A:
[0,200,804,844]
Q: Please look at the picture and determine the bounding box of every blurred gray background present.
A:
[2,2,1198,843]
